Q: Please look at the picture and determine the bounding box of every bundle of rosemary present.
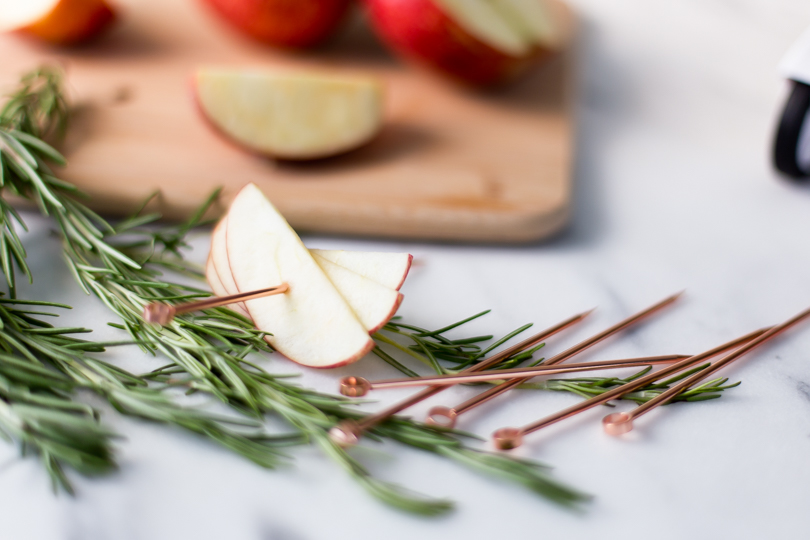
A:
[0,67,738,514]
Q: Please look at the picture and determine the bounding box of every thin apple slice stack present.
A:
[313,250,412,291]
[222,184,410,368]
[364,0,560,86]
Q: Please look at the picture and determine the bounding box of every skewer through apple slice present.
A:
[226,184,375,368]
[208,214,410,334]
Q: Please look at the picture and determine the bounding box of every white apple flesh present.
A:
[208,219,408,332]
[312,250,412,291]
[226,184,374,368]
[195,69,384,160]
[205,255,251,318]
[311,252,403,333]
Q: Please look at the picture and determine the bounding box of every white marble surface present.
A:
[6,0,810,538]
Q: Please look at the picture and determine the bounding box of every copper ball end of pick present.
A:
[329,420,361,448]
[493,427,523,450]
[602,412,633,436]
[425,406,457,428]
[340,376,371,397]
[143,303,176,326]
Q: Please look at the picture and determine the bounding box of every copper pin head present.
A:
[143,303,176,326]
[493,427,523,450]
[602,412,633,436]
[425,406,457,428]
[340,376,371,398]
[329,420,362,448]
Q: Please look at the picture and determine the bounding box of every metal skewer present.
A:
[340,354,690,396]
[142,283,289,326]
[426,293,683,429]
[602,307,810,435]
[491,327,769,450]
[328,309,592,447]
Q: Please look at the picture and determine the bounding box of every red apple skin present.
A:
[363,0,537,87]
[18,0,116,45]
[199,0,352,48]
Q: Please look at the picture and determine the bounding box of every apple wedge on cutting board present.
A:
[212,184,411,368]
[194,69,384,160]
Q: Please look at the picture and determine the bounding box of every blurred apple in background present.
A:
[199,0,353,48]
[363,0,559,86]
[0,0,115,45]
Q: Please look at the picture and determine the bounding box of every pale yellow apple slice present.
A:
[434,0,531,56]
[311,253,403,333]
[226,183,374,368]
[195,69,384,160]
[205,255,251,318]
[311,249,412,291]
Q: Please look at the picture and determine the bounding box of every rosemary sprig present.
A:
[0,66,587,513]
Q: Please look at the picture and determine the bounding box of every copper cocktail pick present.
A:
[490,327,768,450]
[328,309,592,447]
[142,283,289,325]
[425,292,683,428]
[602,306,810,435]
[340,354,690,395]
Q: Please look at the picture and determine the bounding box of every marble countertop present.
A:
[6,0,810,538]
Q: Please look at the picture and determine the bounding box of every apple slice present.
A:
[226,184,374,368]
[208,220,408,331]
[210,219,249,314]
[0,0,115,45]
[205,255,251,318]
[195,69,384,160]
[311,249,412,291]
[311,252,402,333]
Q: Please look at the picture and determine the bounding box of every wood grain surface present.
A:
[0,0,577,242]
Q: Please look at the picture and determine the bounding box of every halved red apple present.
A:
[194,68,384,160]
[364,0,559,86]
[0,0,116,45]
[209,214,408,334]
[226,184,375,368]
[199,0,352,48]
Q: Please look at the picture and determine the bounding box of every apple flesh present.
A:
[363,0,558,86]
[226,184,374,368]
[195,69,384,160]
[208,215,408,333]
[311,252,403,333]
[313,249,412,291]
[0,0,115,45]
[205,254,251,318]
[199,0,351,48]
[210,220,249,315]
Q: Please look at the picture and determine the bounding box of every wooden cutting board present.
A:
[0,0,576,243]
